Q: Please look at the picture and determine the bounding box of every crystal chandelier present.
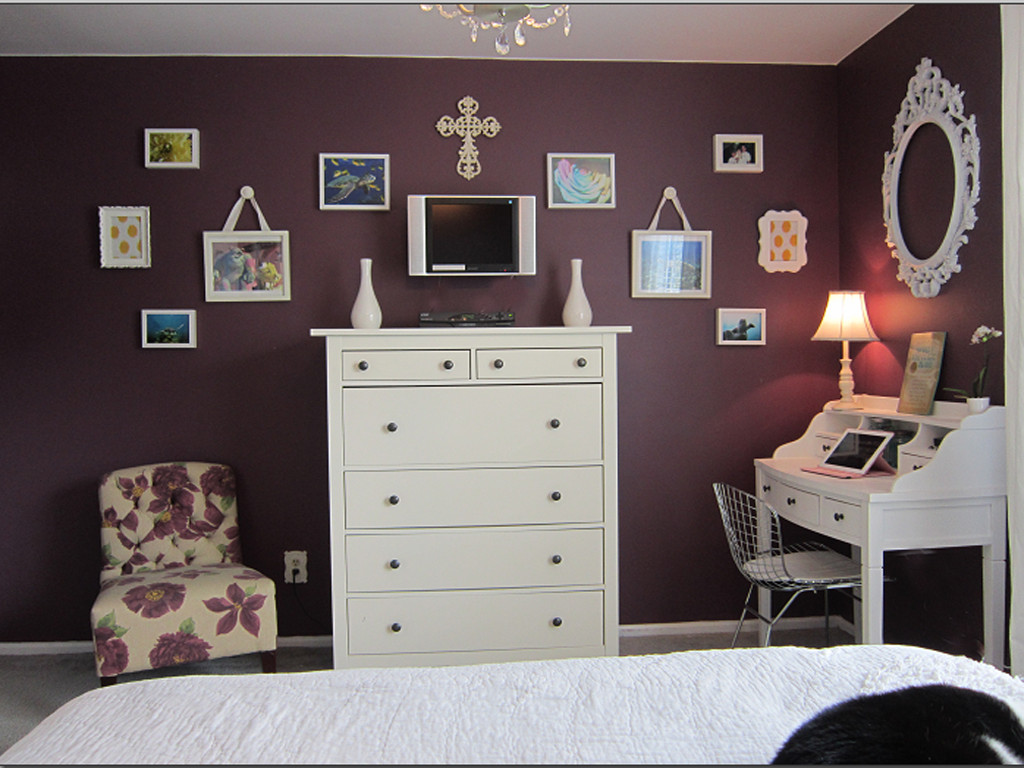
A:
[420,4,571,55]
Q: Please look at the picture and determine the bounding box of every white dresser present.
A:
[311,326,630,668]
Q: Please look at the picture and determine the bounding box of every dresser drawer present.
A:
[341,350,470,381]
[345,466,604,528]
[342,384,603,465]
[346,528,604,591]
[761,478,820,527]
[477,347,602,379]
[347,589,604,655]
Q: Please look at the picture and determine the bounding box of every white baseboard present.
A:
[619,615,856,638]
[0,635,333,656]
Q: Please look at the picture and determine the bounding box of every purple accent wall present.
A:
[0,3,1004,654]
[836,3,1004,657]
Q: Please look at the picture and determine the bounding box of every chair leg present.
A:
[764,588,812,647]
[100,676,117,687]
[261,650,277,674]
[731,584,756,648]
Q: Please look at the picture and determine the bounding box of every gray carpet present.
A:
[0,627,850,755]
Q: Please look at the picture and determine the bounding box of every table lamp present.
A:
[811,290,879,409]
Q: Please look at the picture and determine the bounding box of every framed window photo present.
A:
[142,309,197,349]
[145,129,200,169]
[716,308,766,345]
[547,153,615,208]
[713,133,763,173]
[631,229,712,298]
[99,206,151,268]
[319,153,390,210]
[203,231,291,302]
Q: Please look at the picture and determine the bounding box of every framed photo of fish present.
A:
[99,206,151,268]
[319,153,390,210]
[141,309,197,349]
[202,231,291,302]
[144,129,200,169]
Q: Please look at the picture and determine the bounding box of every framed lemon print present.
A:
[145,128,200,169]
[758,209,807,273]
[99,206,151,268]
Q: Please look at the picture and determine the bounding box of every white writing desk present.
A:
[754,395,1007,667]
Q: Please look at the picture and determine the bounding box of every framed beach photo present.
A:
[716,308,766,346]
[202,230,291,302]
[713,133,763,173]
[99,206,151,268]
[319,153,390,210]
[631,229,712,298]
[141,309,197,349]
[547,153,615,208]
[144,129,200,169]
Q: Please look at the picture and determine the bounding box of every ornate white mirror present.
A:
[882,58,980,298]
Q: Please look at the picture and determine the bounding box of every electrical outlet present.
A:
[284,550,308,584]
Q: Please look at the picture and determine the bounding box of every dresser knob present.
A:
[549,419,561,429]
[550,491,562,501]
[388,495,400,506]
[552,617,563,627]
[358,360,369,371]
[551,554,563,564]
[494,359,504,369]
[389,559,401,569]
[390,622,402,633]
[576,357,587,368]
[443,360,454,370]
[386,422,398,432]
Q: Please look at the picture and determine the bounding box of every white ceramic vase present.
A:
[966,396,990,414]
[350,258,382,329]
[562,258,593,327]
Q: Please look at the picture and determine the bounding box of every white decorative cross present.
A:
[436,96,501,180]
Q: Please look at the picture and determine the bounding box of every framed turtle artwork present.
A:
[318,153,390,211]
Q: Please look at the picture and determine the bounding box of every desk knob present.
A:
[786,497,797,506]
[833,512,845,522]
[762,484,771,494]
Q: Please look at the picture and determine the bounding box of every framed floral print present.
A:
[99,206,151,268]
[145,128,200,169]
[547,153,615,208]
[319,153,390,210]
[202,231,291,302]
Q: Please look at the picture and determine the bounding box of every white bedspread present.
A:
[4,644,1024,764]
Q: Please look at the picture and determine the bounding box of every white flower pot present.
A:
[966,396,990,414]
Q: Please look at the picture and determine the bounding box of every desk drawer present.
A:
[345,466,604,528]
[821,497,865,539]
[341,350,470,381]
[346,528,604,592]
[477,348,602,379]
[347,590,604,655]
[761,479,819,527]
[342,384,603,465]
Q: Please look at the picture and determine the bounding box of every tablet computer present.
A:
[802,428,895,478]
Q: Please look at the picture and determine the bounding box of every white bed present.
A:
[4,644,1024,764]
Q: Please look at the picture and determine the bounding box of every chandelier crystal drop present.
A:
[420,4,571,55]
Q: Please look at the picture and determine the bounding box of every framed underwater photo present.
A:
[319,153,390,210]
[141,310,196,348]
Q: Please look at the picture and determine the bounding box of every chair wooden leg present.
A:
[261,650,277,674]
[100,676,118,686]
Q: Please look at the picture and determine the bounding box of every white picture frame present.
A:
[713,133,763,173]
[141,309,197,349]
[716,308,766,346]
[630,229,712,298]
[202,230,291,302]
[758,209,808,273]
[318,153,390,210]
[99,206,151,268]
[144,128,200,169]
[547,153,616,209]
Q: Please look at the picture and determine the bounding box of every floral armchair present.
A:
[90,461,277,684]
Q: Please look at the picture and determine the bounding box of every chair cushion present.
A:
[743,548,861,587]
[91,562,277,677]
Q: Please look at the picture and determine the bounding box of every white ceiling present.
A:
[0,2,911,64]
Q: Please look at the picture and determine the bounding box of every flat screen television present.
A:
[408,195,536,276]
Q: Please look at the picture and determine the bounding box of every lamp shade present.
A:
[811,291,879,342]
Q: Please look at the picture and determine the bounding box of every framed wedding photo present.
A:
[713,133,763,173]
[144,128,200,169]
[631,229,712,298]
[716,308,766,346]
[203,230,291,302]
[141,309,197,349]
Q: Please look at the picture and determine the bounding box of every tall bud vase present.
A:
[350,258,382,329]
[562,258,593,327]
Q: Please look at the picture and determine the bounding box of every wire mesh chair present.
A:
[712,482,862,648]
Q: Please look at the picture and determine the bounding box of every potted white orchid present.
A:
[943,325,1002,412]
